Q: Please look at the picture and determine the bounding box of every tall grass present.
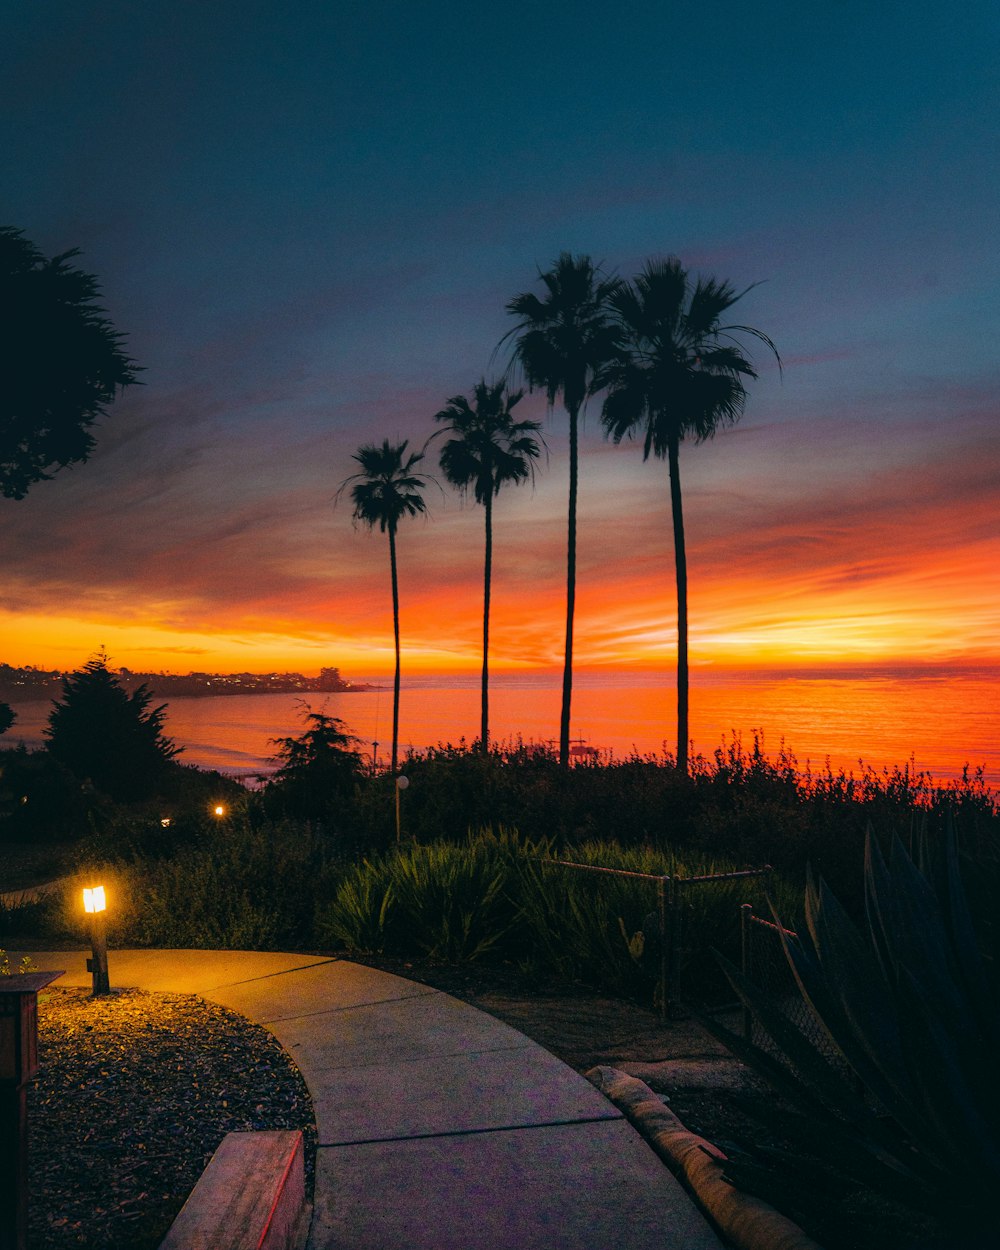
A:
[316,829,789,1005]
[517,842,795,1002]
[316,829,532,962]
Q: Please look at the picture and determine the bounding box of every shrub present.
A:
[261,707,366,823]
[70,812,339,950]
[316,829,529,961]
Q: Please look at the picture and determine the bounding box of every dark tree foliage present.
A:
[1,226,140,499]
[45,655,180,802]
[265,708,365,820]
[0,703,15,735]
[0,745,101,843]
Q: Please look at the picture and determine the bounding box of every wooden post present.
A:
[740,903,753,1041]
[666,877,684,1018]
[0,972,64,1250]
[657,876,668,1020]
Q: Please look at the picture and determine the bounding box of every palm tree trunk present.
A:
[560,401,579,767]
[668,435,689,774]
[482,492,492,752]
[389,523,401,775]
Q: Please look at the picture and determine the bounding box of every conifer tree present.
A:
[45,652,179,801]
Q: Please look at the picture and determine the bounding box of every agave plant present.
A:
[702,826,1000,1242]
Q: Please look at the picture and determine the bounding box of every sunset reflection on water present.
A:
[8,666,996,787]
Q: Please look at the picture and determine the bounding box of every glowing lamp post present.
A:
[213,804,227,819]
[83,885,110,996]
[1,969,64,1250]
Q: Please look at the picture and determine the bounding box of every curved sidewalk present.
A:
[19,949,723,1250]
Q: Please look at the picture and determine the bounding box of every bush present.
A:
[340,736,998,912]
[69,811,340,950]
[0,745,112,842]
[316,829,786,1005]
[316,829,529,962]
[260,707,366,824]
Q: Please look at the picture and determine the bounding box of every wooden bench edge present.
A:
[158,1129,309,1250]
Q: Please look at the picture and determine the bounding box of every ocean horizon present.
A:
[6,664,998,787]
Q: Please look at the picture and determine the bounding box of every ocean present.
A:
[6,666,998,786]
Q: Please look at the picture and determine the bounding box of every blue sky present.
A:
[2,1,998,674]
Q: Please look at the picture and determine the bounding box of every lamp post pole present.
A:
[88,912,109,995]
[83,886,109,996]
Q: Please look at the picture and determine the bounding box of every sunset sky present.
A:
[2,1,998,678]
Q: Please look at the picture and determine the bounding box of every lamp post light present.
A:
[0,970,64,1250]
[83,885,110,996]
[395,774,409,843]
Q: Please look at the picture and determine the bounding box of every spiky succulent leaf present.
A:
[941,827,1000,1045]
[708,956,946,1184]
[722,829,1000,1231]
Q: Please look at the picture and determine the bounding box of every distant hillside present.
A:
[0,664,374,702]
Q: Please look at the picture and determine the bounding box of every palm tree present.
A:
[339,439,428,774]
[502,253,620,765]
[599,257,779,774]
[434,379,543,751]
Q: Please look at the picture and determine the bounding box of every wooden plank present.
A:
[159,1130,307,1250]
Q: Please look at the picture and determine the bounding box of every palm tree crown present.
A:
[435,380,541,505]
[600,258,775,455]
[501,253,620,765]
[345,438,428,535]
[503,252,622,416]
[339,438,428,775]
[434,379,543,750]
[600,257,778,774]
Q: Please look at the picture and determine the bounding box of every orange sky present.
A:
[3,402,998,678]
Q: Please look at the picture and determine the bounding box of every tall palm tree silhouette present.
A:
[502,253,620,765]
[433,379,543,751]
[340,439,428,774]
[600,257,778,773]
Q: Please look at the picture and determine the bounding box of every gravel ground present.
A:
[27,987,316,1250]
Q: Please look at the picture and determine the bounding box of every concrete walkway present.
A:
[17,949,723,1249]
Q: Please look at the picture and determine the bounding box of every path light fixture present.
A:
[1,969,64,1250]
[82,884,110,996]
[395,774,409,843]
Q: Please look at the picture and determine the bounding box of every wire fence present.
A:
[541,859,772,1017]
[739,903,843,1065]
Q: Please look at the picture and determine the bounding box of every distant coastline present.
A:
[0,663,375,703]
